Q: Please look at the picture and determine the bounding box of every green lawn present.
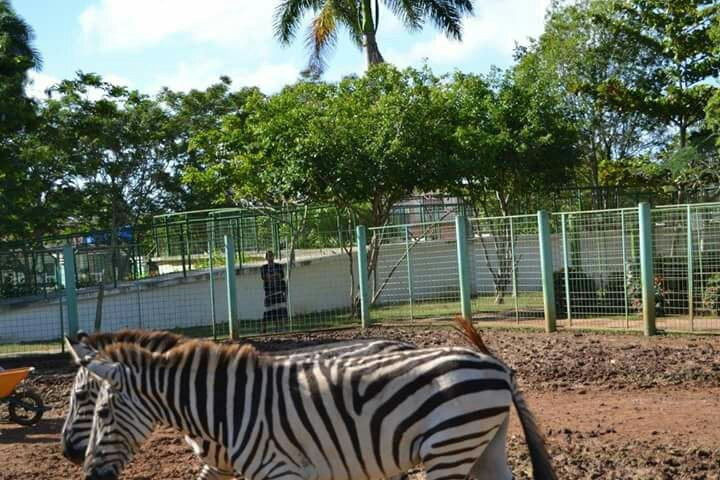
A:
[0,339,64,357]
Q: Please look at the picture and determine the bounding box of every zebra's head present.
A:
[62,333,102,464]
[61,365,102,464]
[81,353,154,480]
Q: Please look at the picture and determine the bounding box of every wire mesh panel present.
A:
[691,204,720,331]
[233,227,360,334]
[469,215,544,322]
[0,248,67,356]
[369,221,460,322]
[652,206,690,331]
[652,204,720,332]
[553,209,640,330]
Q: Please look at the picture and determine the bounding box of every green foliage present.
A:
[702,273,720,315]
[553,267,598,316]
[159,78,261,210]
[627,270,670,317]
[449,70,579,216]
[46,72,180,232]
[594,0,720,147]
[514,0,664,191]
[599,157,671,188]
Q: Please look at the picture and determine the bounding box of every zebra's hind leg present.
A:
[466,417,512,480]
[420,418,509,480]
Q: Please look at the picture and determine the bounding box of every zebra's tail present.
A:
[508,372,558,480]
[454,316,557,480]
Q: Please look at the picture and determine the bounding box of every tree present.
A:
[0,0,44,241]
[0,0,40,134]
[47,73,180,262]
[594,0,720,148]
[181,65,460,311]
[273,0,473,75]
[448,70,578,302]
[450,70,579,217]
[513,0,664,204]
[158,78,261,211]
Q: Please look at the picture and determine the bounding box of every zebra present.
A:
[62,329,415,480]
[72,317,556,480]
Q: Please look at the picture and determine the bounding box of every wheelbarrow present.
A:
[0,367,47,426]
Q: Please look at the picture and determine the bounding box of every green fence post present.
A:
[55,255,65,352]
[272,220,281,260]
[455,215,472,321]
[620,210,630,328]
[356,225,371,328]
[509,217,519,323]
[687,205,694,331]
[405,227,414,320]
[561,213,572,325]
[164,217,171,257]
[63,245,79,337]
[638,202,656,336]
[185,217,192,272]
[208,238,217,340]
[537,211,557,333]
[225,235,239,340]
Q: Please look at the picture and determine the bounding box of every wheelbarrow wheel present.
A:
[8,388,44,426]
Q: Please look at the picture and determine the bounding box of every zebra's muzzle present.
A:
[62,441,85,465]
[84,471,117,480]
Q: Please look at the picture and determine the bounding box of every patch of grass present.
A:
[0,339,62,357]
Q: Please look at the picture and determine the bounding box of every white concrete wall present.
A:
[0,254,356,343]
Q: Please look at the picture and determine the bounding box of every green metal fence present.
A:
[3,201,720,357]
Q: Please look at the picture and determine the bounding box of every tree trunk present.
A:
[363,31,385,66]
[110,176,119,288]
[679,122,687,149]
[94,282,104,333]
[361,0,384,68]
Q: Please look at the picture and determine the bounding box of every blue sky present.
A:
[16,0,551,98]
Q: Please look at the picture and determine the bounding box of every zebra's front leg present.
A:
[196,463,237,480]
[186,435,238,480]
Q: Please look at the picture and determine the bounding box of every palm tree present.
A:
[274,0,474,75]
[0,0,42,76]
[0,0,41,132]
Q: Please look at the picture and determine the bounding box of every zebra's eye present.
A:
[98,407,111,420]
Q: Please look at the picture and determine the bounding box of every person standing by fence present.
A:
[260,250,288,332]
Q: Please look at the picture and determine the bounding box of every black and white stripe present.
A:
[72,324,556,480]
[63,331,414,480]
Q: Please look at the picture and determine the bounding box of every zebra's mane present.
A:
[81,329,185,351]
[98,339,258,368]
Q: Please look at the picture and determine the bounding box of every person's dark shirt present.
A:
[260,263,284,291]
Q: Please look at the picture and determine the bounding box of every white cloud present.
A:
[79,0,277,53]
[152,59,299,94]
[387,0,551,67]
[26,71,59,99]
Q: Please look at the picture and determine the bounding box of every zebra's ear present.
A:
[86,359,123,390]
[66,336,97,366]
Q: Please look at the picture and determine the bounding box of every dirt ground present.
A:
[1,325,719,480]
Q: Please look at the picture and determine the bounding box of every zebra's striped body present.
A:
[73,321,556,480]
[63,330,414,480]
